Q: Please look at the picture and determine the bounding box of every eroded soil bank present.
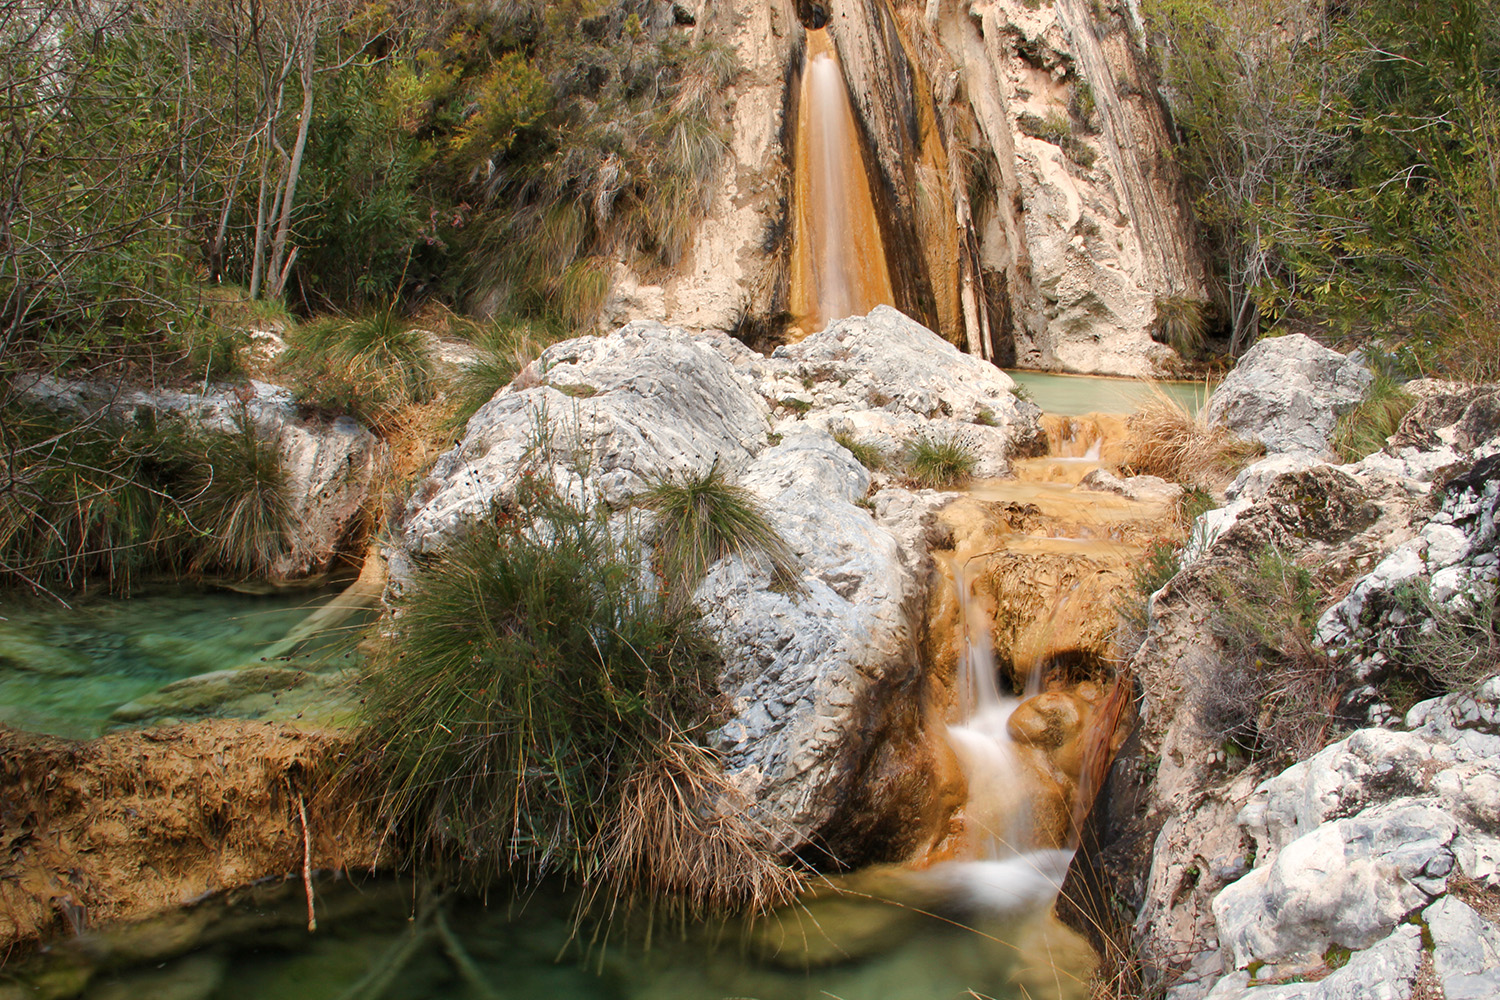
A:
[0,721,377,958]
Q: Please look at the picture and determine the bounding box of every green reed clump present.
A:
[280,309,436,431]
[635,461,800,608]
[1331,368,1414,462]
[0,403,292,595]
[832,429,886,472]
[360,479,725,887]
[903,432,979,489]
[447,319,570,428]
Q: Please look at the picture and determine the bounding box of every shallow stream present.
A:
[0,586,363,739]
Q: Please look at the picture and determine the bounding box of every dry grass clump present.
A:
[1125,387,1263,491]
[1192,548,1343,763]
[593,739,803,920]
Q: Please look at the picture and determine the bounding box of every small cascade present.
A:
[789,30,895,337]
[945,556,1033,858]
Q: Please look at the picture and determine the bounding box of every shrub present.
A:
[1153,296,1209,358]
[1117,539,1181,637]
[359,481,793,909]
[280,310,436,431]
[903,431,979,489]
[0,404,292,595]
[1193,548,1342,762]
[1126,386,1263,490]
[1331,368,1414,462]
[634,462,800,607]
[832,429,885,472]
[1384,581,1499,697]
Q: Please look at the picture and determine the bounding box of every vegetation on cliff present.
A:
[1148,0,1500,374]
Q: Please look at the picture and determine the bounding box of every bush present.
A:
[280,310,436,431]
[634,462,800,608]
[1193,548,1342,762]
[0,404,292,595]
[1331,368,1414,462]
[359,479,782,904]
[903,432,980,489]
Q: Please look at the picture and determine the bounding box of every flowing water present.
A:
[789,30,895,337]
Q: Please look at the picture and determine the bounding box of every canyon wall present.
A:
[606,0,1209,376]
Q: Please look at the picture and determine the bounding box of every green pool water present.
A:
[1006,370,1208,416]
[0,586,365,739]
[10,866,1093,1000]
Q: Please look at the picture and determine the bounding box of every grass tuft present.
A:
[360,481,724,886]
[1126,385,1263,490]
[280,310,437,432]
[1331,367,1414,462]
[903,432,979,489]
[1153,296,1209,358]
[635,461,800,608]
[189,409,294,576]
[447,321,568,428]
[832,429,886,472]
[0,403,293,595]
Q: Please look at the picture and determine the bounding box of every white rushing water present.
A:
[806,47,857,326]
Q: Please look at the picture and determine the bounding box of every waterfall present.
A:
[790,30,895,336]
[944,557,1033,859]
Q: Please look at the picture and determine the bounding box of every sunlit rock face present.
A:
[607,0,1209,376]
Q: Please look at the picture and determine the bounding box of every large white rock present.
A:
[394,314,1041,855]
[1214,802,1457,968]
[1205,335,1372,454]
[1202,925,1423,1000]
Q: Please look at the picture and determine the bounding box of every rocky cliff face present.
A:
[1104,344,1500,997]
[607,0,1208,376]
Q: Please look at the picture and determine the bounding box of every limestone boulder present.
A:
[394,314,1041,859]
[1205,335,1372,454]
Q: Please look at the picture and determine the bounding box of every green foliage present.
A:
[447,320,569,427]
[0,404,292,595]
[190,414,295,576]
[1331,368,1414,462]
[1147,0,1500,356]
[634,462,800,608]
[903,432,979,489]
[1117,538,1181,635]
[359,479,723,884]
[1385,581,1499,698]
[832,430,886,472]
[1193,547,1341,762]
[1153,296,1209,358]
[280,310,437,431]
